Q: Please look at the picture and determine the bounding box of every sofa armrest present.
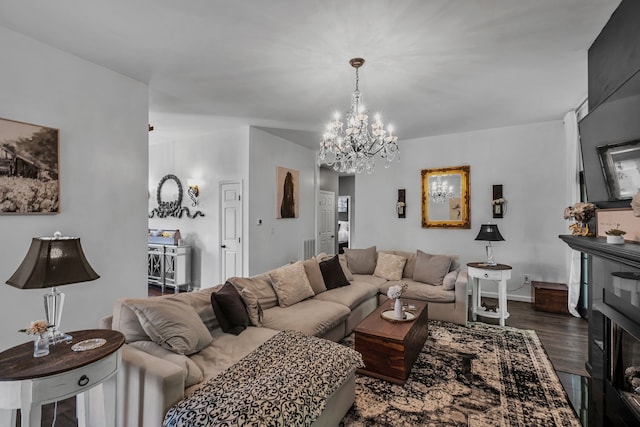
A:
[453,271,468,323]
[99,315,113,330]
[118,344,186,426]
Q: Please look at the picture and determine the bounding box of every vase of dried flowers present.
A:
[19,320,51,357]
[563,202,597,236]
[387,283,408,319]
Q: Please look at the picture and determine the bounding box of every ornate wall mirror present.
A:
[421,165,470,228]
[149,174,204,218]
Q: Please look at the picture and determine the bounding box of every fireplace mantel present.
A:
[559,235,640,269]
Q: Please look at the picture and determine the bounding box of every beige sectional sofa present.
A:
[100,247,467,426]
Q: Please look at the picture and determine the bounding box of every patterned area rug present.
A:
[340,321,581,426]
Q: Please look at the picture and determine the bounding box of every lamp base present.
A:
[44,287,72,345]
[485,244,497,266]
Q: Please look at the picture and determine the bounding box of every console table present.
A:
[0,329,125,427]
[148,244,191,292]
[467,262,512,326]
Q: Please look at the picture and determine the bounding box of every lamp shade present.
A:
[6,236,99,289]
[474,223,505,242]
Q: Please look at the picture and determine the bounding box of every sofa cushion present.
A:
[269,261,315,307]
[343,246,377,274]
[124,298,213,355]
[240,288,263,327]
[337,254,354,281]
[373,252,407,281]
[227,274,279,310]
[129,340,204,388]
[443,269,459,291]
[112,298,152,343]
[381,250,417,279]
[351,274,389,288]
[302,257,327,294]
[380,279,455,303]
[313,280,378,310]
[413,250,452,285]
[318,255,350,289]
[171,287,220,332]
[211,282,250,335]
[188,327,280,392]
[261,299,350,338]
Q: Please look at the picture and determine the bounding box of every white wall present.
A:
[248,128,317,275]
[354,121,568,302]
[0,26,149,348]
[148,127,249,288]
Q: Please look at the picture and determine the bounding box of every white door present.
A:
[318,190,336,254]
[220,181,243,282]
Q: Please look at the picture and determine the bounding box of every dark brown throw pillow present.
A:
[319,255,350,289]
[210,282,250,335]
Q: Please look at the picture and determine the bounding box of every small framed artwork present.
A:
[276,166,299,219]
[0,117,60,214]
[596,208,640,243]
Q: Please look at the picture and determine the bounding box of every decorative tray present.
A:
[380,310,416,322]
[71,338,107,352]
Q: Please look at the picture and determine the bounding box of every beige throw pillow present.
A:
[443,269,459,291]
[413,250,453,285]
[125,298,213,355]
[344,246,377,274]
[227,275,279,310]
[240,288,263,326]
[302,257,327,294]
[373,252,407,281]
[269,262,315,307]
[337,254,354,281]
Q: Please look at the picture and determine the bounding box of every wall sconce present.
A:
[492,184,505,218]
[397,189,406,218]
[187,179,200,207]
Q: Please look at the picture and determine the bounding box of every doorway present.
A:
[318,190,335,254]
[338,195,351,253]
[219,180,243,282]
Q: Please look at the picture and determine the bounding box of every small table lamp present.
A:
[474,223,505,266]
[5,231,99,344]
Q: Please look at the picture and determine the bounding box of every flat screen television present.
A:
[579,69,640,207]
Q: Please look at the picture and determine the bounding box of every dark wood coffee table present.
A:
[354,298,429,384]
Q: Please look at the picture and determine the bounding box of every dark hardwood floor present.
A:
[26,288,589,426]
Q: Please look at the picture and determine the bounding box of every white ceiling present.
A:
[0,1,620,148]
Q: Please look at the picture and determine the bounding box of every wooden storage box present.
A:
[532,281,569,314]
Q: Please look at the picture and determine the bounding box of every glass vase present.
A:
[33,333,50,357]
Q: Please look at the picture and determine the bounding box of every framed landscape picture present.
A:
[0,117,60,213]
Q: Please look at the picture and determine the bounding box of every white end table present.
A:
[467,262,512,326]
[0,329,124,427]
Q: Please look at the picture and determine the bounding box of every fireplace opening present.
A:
[611,321,640,418]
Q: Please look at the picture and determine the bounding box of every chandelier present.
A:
[430,176,454,204]
[319,58,399,174]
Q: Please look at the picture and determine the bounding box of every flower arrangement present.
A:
[18,320,51,336]
[605,224,627,236]
[387,283,408,300]
[491,198,505,206]
[563,202,596,223]
[563,202,597,236]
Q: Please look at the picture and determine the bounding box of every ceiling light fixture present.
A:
[319,58,399,174]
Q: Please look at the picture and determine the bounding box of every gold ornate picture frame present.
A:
[421,165,470,228]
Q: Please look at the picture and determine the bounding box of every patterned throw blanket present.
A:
[163,330,364,427]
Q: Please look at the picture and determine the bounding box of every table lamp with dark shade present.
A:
[474,223,505,266]
[6,231,99,344]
